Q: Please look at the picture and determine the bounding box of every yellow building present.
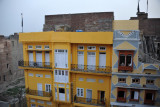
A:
[19,32,113,107]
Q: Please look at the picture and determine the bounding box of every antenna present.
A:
[147,0,148,13]
[137,0,140,13]
[21,13,23,33]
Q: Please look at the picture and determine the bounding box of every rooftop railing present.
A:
[71,64,111,73]
[18,60,52,69]
[74,95,106,106]
[26,88,52,97]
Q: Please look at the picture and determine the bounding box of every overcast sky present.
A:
[0,0,160,36]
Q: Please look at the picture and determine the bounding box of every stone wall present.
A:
[43,12,114,32]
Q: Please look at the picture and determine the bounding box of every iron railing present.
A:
[71,64,111,73]
[74,95,106,106]
[18,60,52,69]
[26,88,52,97]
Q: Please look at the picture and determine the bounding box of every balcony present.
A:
[26,88,52,97]
[18,60,52,69]
[74,96,106,106]
[71,64,111,74]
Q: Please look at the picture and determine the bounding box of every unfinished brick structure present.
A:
[0,33,23,93]
[0,35,12,86]
[130,12,160,61]
[43,12,114,32]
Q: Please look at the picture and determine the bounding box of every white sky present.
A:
[0,0,160,36]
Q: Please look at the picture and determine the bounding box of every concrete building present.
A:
[43,12,114,32]
[0,35,12,87]
[110,20,160,107]
[0,33,23,94]
[19,31,113,107]
[130,12,160,61]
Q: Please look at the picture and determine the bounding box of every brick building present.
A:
[0,35,12,87]
[43,12,114,32]
[130,12,160,61]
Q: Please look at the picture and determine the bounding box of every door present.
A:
[36,51,42,67]
[67,89,69,101]
[78,51,84,69]
[99,52,106,69]
[55,88,57,100]
[28,51,34,66]
[37,83,43,96]
[100,91,105,103]
[87,52,96,70]
[45,51,50,66]
[59,88,65,101]
[86,89,92,102]
[54,70,58,82]
[65,71,69,83]
[54,50,68,68]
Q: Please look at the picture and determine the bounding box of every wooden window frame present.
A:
[130,89,140,102]
[144,90,155,105]
[118,50,134,71]
[146,80,154,85]
[132,78,140,84]
[117,88,127,102]
[118,78,126,83]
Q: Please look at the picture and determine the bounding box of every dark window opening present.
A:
[0,76,1,81]
[7,64,9,68]
[3,75,5,81]
[119,55,125,66]
[146,93,153,100]
[12,41,14,46]
[132,79,140,84]
[118,91,125,98]
[118,78,126,83]
[59,88,65,93]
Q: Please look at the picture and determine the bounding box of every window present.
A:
[132,79,140,84]
[130,89,139,101]
[144,90,155,105]
[45,75,51,78]
[30,99,35,102]
[99,46,106,51]
[59,88,65,93]
[117,88,127,102]
[87,78,96,82]
[3,75,5,81]
[12,41,14,46]
[99,79,104,83]
[36,74,43,77]
[45,84,51,92]
[78,45,84,50]
[46,102,52,105]
[44,45,49,49]
[54,69,68,83]
[77,88,84,97]
[6,53,8,60]
[79,78,84,81]
[28,45,33,49]
[87,46,96,50]
[118,51,134,71]
[118,78,126,83]
[146,80,154,85]
[36,45,42,49]
[31,104,36,107]
[29,73,34,77]
[37,100,44,104]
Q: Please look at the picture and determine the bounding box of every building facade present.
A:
[19,31,113,107]
[110,20,160,107]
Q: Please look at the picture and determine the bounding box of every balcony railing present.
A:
[26,88,52,97]
[71,64,111,73]
[18,60,52,69]
[74,95,106,106]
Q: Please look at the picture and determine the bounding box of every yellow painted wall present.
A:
[113,20,139,30]
[71,73,111,107]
